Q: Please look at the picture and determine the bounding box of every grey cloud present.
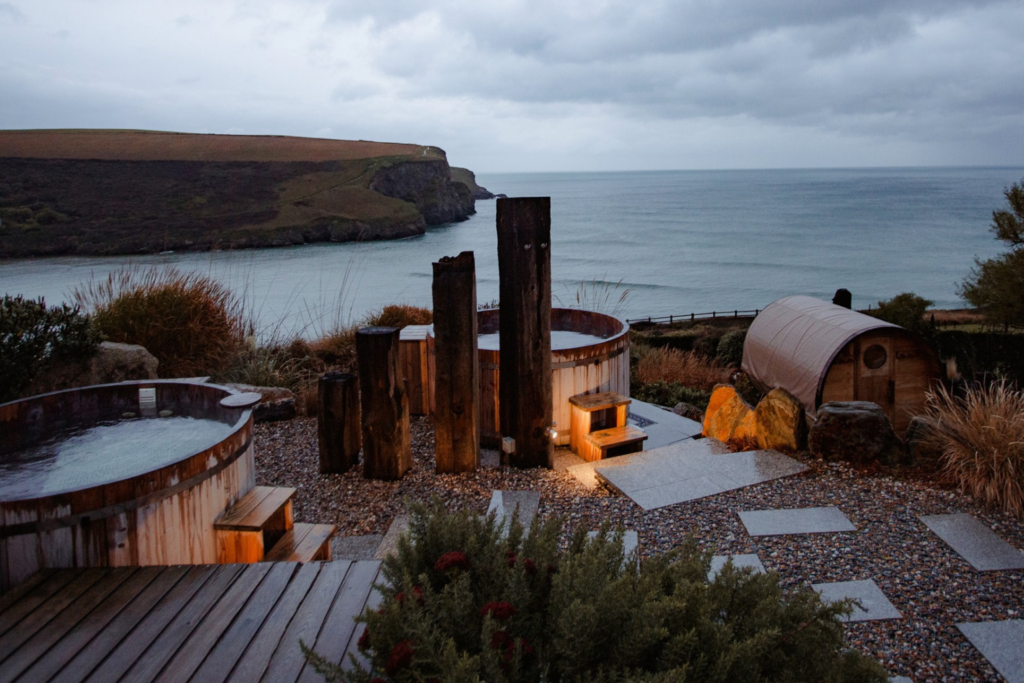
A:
[0,3,23,21]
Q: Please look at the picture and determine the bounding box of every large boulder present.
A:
[223,383,296,422]
[754,388,807,452]
[808,401,905,466]
[672,401,705,424]
[25,341,158,396]
[703,385,758,450]
[903,415,943,466]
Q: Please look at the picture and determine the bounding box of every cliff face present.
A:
[370,159,476,224]
[0,132,484,257]
[450,167,495,200]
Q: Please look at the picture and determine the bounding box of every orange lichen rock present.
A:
[703,385,758,449]
[754,388,807,452]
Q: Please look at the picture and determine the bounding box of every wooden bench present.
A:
[215,486,296,563]
[264,523,336,562]
[585,425,649,459]
[569,391,634,461]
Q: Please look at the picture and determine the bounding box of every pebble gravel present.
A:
[255,416,1024,682]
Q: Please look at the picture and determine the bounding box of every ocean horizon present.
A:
[2,165,1022,338]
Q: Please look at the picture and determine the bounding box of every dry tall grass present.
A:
[633,345,733,391]
[921,382,1024,516]
[363,304,432,328]
[74,267,247,378]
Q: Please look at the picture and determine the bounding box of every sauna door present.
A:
[855,335,895,424]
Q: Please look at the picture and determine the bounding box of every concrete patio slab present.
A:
[920,513,1024,571]
[488,490,541,529]
[956,620,1024,683]
[627,399,703,449]
[739,506,856,537]
[709,553,766,579]
[332,534,383,561]
[812,579,902,622]
[890,677,913,682]
[375,515,410,560]
[588,530,639,557]
[594,440,808,511]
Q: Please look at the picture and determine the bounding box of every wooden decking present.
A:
[0,561,380,683]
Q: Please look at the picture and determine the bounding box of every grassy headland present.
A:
[0,129,485,257]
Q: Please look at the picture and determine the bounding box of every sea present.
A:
[2,166,1021,339]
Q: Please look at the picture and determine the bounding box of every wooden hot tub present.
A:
[0,380,256,592]
[476,308,630,447]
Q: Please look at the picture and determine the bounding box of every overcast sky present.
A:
[1,0,1022,173]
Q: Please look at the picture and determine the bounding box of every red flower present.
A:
[385,640,415,676]
[412,585,424,604]
[357,629,371,651]
[504,637,535,662]
[481,601,517,620]
[491,629,511,649]
[506,550,517,567]
[395,590,405,604]
[434,551,470,572]
[523,558,537,575]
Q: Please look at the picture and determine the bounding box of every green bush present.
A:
[866,292,933,334]
[0,295,101,402]
[933,330,1024,385]
[304,502,885,682]
[632,380,711,411]
[74,267,247,379]
[715,328,747,367]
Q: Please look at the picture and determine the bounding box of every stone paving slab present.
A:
[920,513,1024,571]
[374,515,410,560]
[812,579,902,622]
[626,398,703,449]
[889,676,913,682]
[956,619,1024,683]
[332,534,384,561]
[593,441,808,511]
[739,506,856,537]
[588,530,639,557]
[709,553,766,579]
[488,490,541,529]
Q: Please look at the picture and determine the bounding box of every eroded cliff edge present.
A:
[0,130,490,257]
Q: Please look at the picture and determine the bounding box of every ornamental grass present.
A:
[632,344,732,392]
[303,501,886,682]
[921,382,1024,517]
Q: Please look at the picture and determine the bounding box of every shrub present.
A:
[74,267,247,379]
[632,380,711,410]
[867,292,933,334]
[632,345,732,391]
[303,501,886,682]
[363,304,432,329]
[921,382,1024,516]
[0,295,101,402]
[716,328,747,367]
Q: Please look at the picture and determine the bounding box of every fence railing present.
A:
[626,309,761,325]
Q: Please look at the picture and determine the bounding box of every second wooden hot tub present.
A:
[476,308,631,447]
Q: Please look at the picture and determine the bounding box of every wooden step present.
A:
[583,425,648,461]
[569,392,633,460]
[215,486,296,563]
[264,523,336,563]
[568,391,631,412]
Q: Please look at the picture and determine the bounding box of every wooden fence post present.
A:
[356,327,411,480]
[432,251,480,473]
[496,197,553,469]
[317,371,361,474]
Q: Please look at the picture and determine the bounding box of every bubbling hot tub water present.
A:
[477,330,611,352]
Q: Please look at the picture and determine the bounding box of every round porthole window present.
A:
[863,344,887,370]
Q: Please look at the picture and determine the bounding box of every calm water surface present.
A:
[2,167,1021,337]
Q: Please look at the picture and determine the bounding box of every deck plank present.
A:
[226,563,322,683]
[84,566,219,683]
[260,561,351,683]
[0,568,108,667]
[19,567,163,683]
[0,570,55,616]
[297,560,380,683]
[120,564,245,683]
[344,576,383,671]
[0,570,76,638]
[52,566,190,683]
[0,567,135,683]
[189,562,298,683]
[154,563,274,683]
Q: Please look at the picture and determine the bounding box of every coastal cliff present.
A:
[0,130,487,258]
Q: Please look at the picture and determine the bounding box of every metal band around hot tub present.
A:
[0,432,253,538]
[479,344,625,370]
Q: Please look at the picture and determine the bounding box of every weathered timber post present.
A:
[496,197,553,469]
[317,372,361,474]
[356,327,411,480]
[432,251,480,473]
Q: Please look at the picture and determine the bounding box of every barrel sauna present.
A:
[0,380,256,592]
[476,308,630,447]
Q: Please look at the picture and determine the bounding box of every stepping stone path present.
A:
[739,506,856,536]
[590,439,808,510]
[920,513,1024,571]
[956,620,1024,683]
[588,529,639,557]
[709,553,766,579]
[811,579,902,622]
[488,490,541,529]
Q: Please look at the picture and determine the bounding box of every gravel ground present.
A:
[256,416,1024,682]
